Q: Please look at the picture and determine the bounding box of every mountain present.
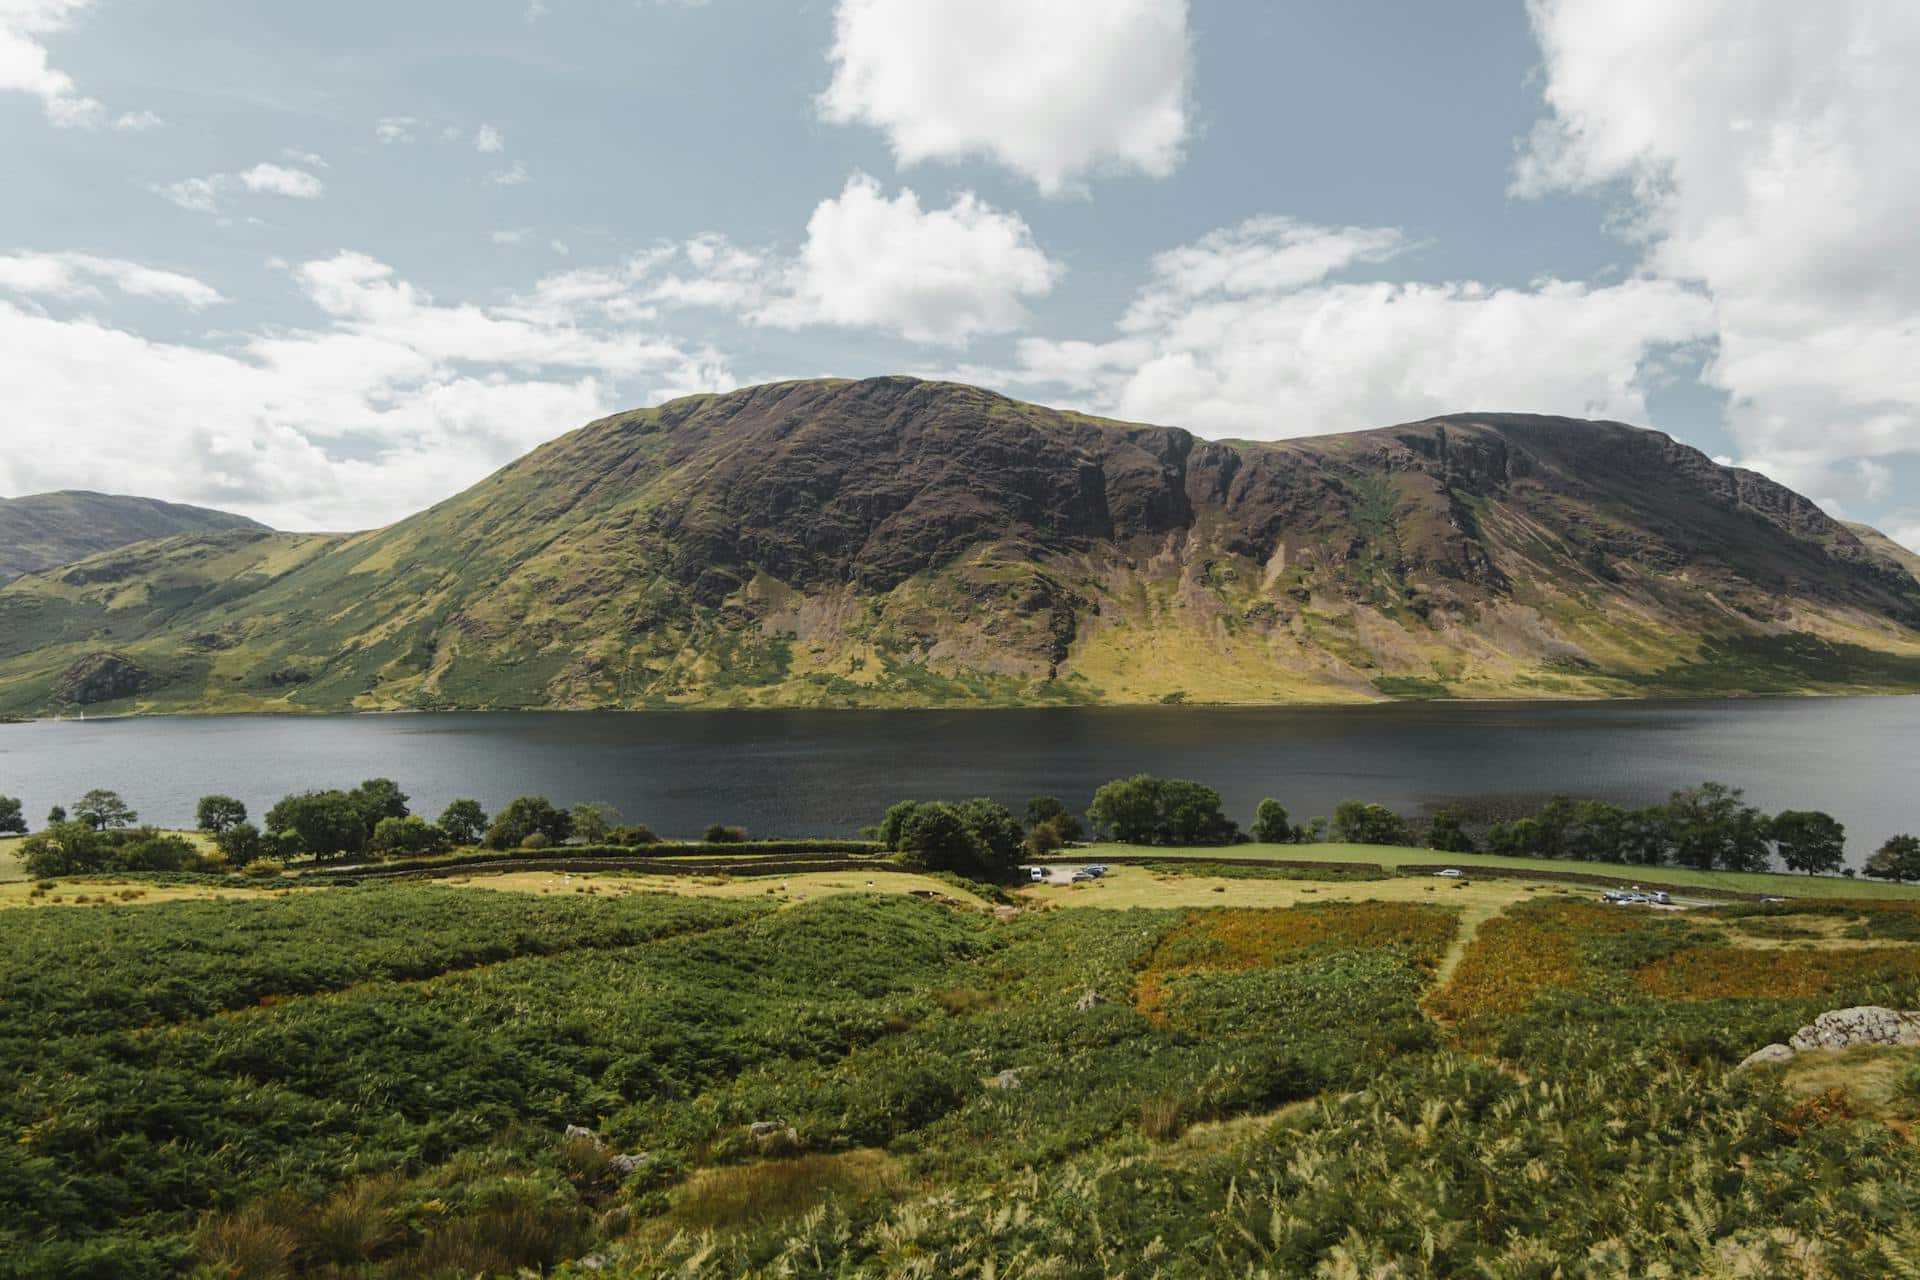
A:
[0,491,267,584]
[1847,522,1920,585]
[3,376,1919,716]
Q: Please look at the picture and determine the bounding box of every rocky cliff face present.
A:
[1,377,1918,715]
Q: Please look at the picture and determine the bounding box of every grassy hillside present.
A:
[5,872,1920,1275]
[0,490,265,583]
[4,378,1920,715]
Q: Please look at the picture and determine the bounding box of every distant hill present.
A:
[1847,522,1920,585]
[2,377,1918,715]
[0,491,266,583]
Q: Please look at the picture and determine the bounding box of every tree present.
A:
[215,821,264,864]
[112,829,196,872]
[1866,835,1920,883]
[265,790,369,860]
[1024,821,1063,857]
[1426,809,1476,854]
[1088,776,1237,846]
[46,805,65,825]
[886,797,1024,877]
[954,798,1023,870]
[1770,810,1847,876]
[485,796,572,850]
[1025,797,1085,843]
[72,789,138,831]
[571,802,620,844]
[438,799,489,846]
[1332,801,1411,847]
[0,795,25,836]
[1251,799,1293,845]
[350,779,409,834]
[1663,783,1767,872]
[703,824,748,844]
[370,815,450,857]
[880,801,924,852]
[195,795,248,836]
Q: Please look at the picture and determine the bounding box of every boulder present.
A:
[992,1069,1021,1090]
[1737,1043,1795,1070]
[1075,989,1106,1012]
[1786,1007,1920,1053]
[563,1124,601,1144]
[609,1153,649,1176]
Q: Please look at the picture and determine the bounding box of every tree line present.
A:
[8,775,1919,882]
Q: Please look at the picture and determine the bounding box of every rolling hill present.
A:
[2,376,1918,715]
[0,490,266,584]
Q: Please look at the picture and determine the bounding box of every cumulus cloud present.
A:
[0,252,735,529]
[489,162,529,186]
[512,176,1061,347]
[1006,215,1715,437]
[755,174,1061,344]
[238,163,325,199]
[374,115,418,143]
[0,0,102,125]
[0,250,225,309]
[1517,0,1920,508]
[112,108,162,131]
[155,163,325,213]
[819,0,1191,195]
[474,123,503,153]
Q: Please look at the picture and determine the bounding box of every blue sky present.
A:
[2,0,1916,545]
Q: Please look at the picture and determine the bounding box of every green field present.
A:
[0,835,26,883]
[1084,840,1920,900]
[5,872,1920,1277]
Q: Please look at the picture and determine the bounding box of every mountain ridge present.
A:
[2,376,1918,715]
[0,490,267,584]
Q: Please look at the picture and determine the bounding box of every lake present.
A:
[2,697,1916,860]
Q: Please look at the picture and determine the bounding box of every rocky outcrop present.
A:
[1737,1007,1920,1069]
[54,652,165,706]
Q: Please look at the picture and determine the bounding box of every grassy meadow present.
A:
[4,855,1920,1277]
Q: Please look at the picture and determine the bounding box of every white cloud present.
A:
[819,0,1191,195]
[239,163,325,199]
[489,162,529,186]
[155,163,325,212]
[375,115,418,144]
[0,250,224,309]
[1517,0,1920,501]
[1007,215,1715,436]
[0,252,735,529]
[503,177,1061,346]
[491,227,531,245]
[112,108,162,131]
[549,239,569,256]
[281,147,327,168]
[474,123,503,153]
[756,174,1061,344]
[0,0,102,126]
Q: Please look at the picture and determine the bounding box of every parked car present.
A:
[1070,869,1095,882]
[1085,865,1109,877]
[1435,868,1464,878]
[1651,891,1671,905]
[1029,867,1048,882]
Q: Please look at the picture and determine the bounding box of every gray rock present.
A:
[992,1069,1021,1090]
[1075,989,1106,1012]
[564,1124,602,1145]
[1737,1043,1795,1070]
[1786,1006,1920,1053]
[609,1153,650,1176]
[747,1121,785,1139]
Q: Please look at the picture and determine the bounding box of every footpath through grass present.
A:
[1084,840,1920,901]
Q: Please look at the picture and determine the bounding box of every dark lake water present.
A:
[2,698,1916,861]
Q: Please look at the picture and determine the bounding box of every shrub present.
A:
[1427,808,1476,853]
[703,824,748,844]
[610,824,660,847]
[19,821,109,876]
[241,857,287,878]
[1138,1092,1186,1141]
[521,832,552,851]
[1025,796,1085,843]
